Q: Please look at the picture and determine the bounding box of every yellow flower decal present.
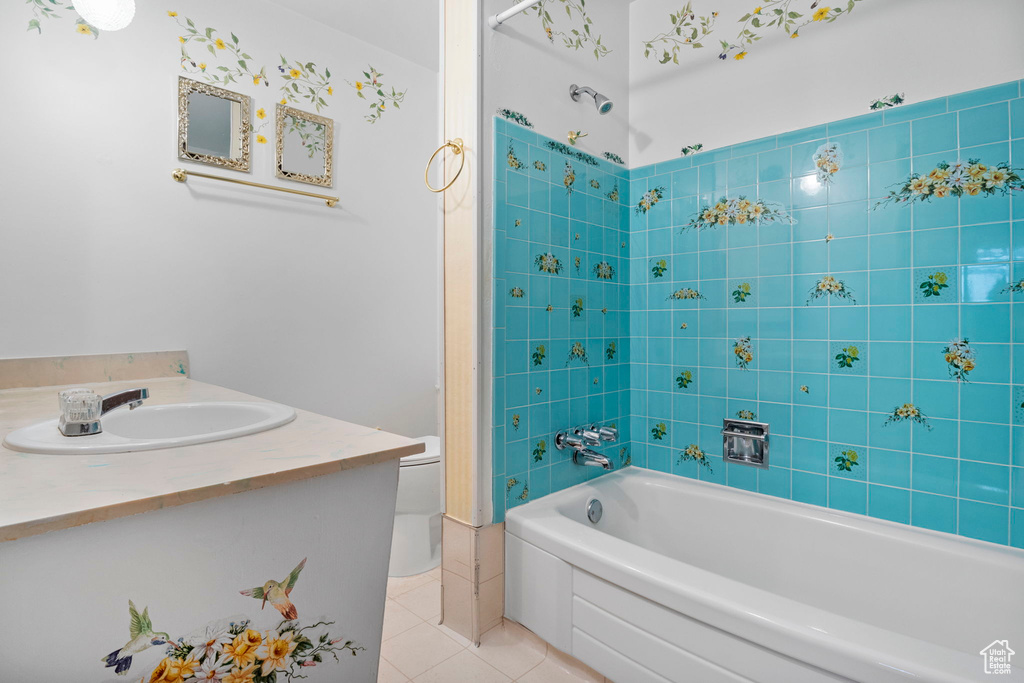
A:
[256,135,267,144]
[812,6,831,21]
[198,63,207,71]
[167,11,178,17]
[214,38,227,49]
[280,98,287,105]
[257,631,297,676]
[76,23,92,35]
[355,81,363,91]
[253,75,262,85]
[734,51,747,60]
[327,86,334,95]
[256,108,266,120]
[288,68,301,79]
[179,36,186,43]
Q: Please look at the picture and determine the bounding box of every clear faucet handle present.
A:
[58,388,101,422]
[575,427,601,446]
[597,426,619,442]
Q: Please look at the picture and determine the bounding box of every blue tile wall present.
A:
[627,80,1024,547]
[492,81,1024,547]
[492,119,632,523]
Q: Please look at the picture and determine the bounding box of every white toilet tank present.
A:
[389,435,442,577]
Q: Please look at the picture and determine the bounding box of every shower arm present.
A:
[488,0,543,29]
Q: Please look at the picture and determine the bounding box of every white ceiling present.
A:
[264,0,440,71]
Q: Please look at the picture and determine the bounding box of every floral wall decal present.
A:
[563,162,577,195]
[250,108,270,144]
[27,0,99,37]
[678,444,713,472]
[806,275,856,304]
[676,370,694,388]
[533,440,546,462]
[571,297,585,317]
[279,57,334,112]
[680,143,704,156]
[348,66,406,123]
[606,182,621,202]
[736,409,756,420]
[813,142,842,184]
[734,336,753,370]
[509,286,525,298]
[106,560,363,682]
[943,338,975,382]
[884,403,932,430]
[731,282,752,303]
[531,344,546,366]
[834,447,860,472]
[589,178,601,190]
[535,252,564,274]
[606,341,617,360]
[496,108,533,127]
[688,196,792,230]
[527,0,611,60]
[651,258,668,278]
[173,13,267,87]
[593,261,615,280]
[512,413,520,431]
[574,256,582,274]
[651,422,668,440]
[1003,279,1024,294]
[566,341,590,366]
[919,270,951,298]
[834,344,861,369]
[533,160,547,171]
[642,4,718,63]
[506,142,523,169]
[602,152,625,165]
[870,92,905,110]
[544,140,600,166]
[636,186,666,215]
[874,159,1023,208]
[718,0,867,60]
[667,287,706,301]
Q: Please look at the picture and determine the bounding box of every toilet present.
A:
[388,435,442,577]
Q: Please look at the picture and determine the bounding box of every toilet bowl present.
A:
[389,435,442,577]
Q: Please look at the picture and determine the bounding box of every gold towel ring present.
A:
[425,138,465,193]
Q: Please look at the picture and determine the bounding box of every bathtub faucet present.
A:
[573,447,614,470]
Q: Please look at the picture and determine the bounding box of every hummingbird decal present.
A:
[239,557,307,620]
[101,600,170,676]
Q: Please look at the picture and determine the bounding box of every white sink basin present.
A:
[2,402,296,455]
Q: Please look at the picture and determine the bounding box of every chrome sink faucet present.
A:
[58,387,149,436]
[554,422,618,470]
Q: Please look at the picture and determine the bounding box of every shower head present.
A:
[569,84,614,115]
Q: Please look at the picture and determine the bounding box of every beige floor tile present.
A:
[434,621,473,649]
[387,571,435,598]
[516,647,605,683]
[378,657,409,683]
[412,649,511,683]
[426,565,442,581]
[394,578,442,620]
[469,619,547,680]
[380,622,464,680]
[382,598,423,641]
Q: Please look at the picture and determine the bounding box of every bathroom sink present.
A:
[2,402,296,455]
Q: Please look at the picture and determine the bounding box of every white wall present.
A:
[629,0,1024,167]
[0,0,439,437]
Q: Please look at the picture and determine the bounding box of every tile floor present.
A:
[380,567,613,683]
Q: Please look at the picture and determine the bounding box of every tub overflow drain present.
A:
[586,498,603,524]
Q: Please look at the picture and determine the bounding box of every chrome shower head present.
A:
[570,84,614,115]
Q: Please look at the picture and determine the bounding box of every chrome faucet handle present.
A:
[597,426,618,442]
[575,427,601,447]
[554,431,584,450]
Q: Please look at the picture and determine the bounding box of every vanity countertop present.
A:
[0,377,425,543]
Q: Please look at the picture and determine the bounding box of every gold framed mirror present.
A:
[275,105,334,188]
[177,76,251,172]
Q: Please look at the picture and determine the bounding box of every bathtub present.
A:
[504,468,1024,682]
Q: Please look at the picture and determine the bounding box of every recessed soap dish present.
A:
[721,418,769,469]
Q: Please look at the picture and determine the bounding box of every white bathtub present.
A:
[504,468,1024,682]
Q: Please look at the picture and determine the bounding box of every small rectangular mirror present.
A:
[276,105,334,187]
[177,76,251,172]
